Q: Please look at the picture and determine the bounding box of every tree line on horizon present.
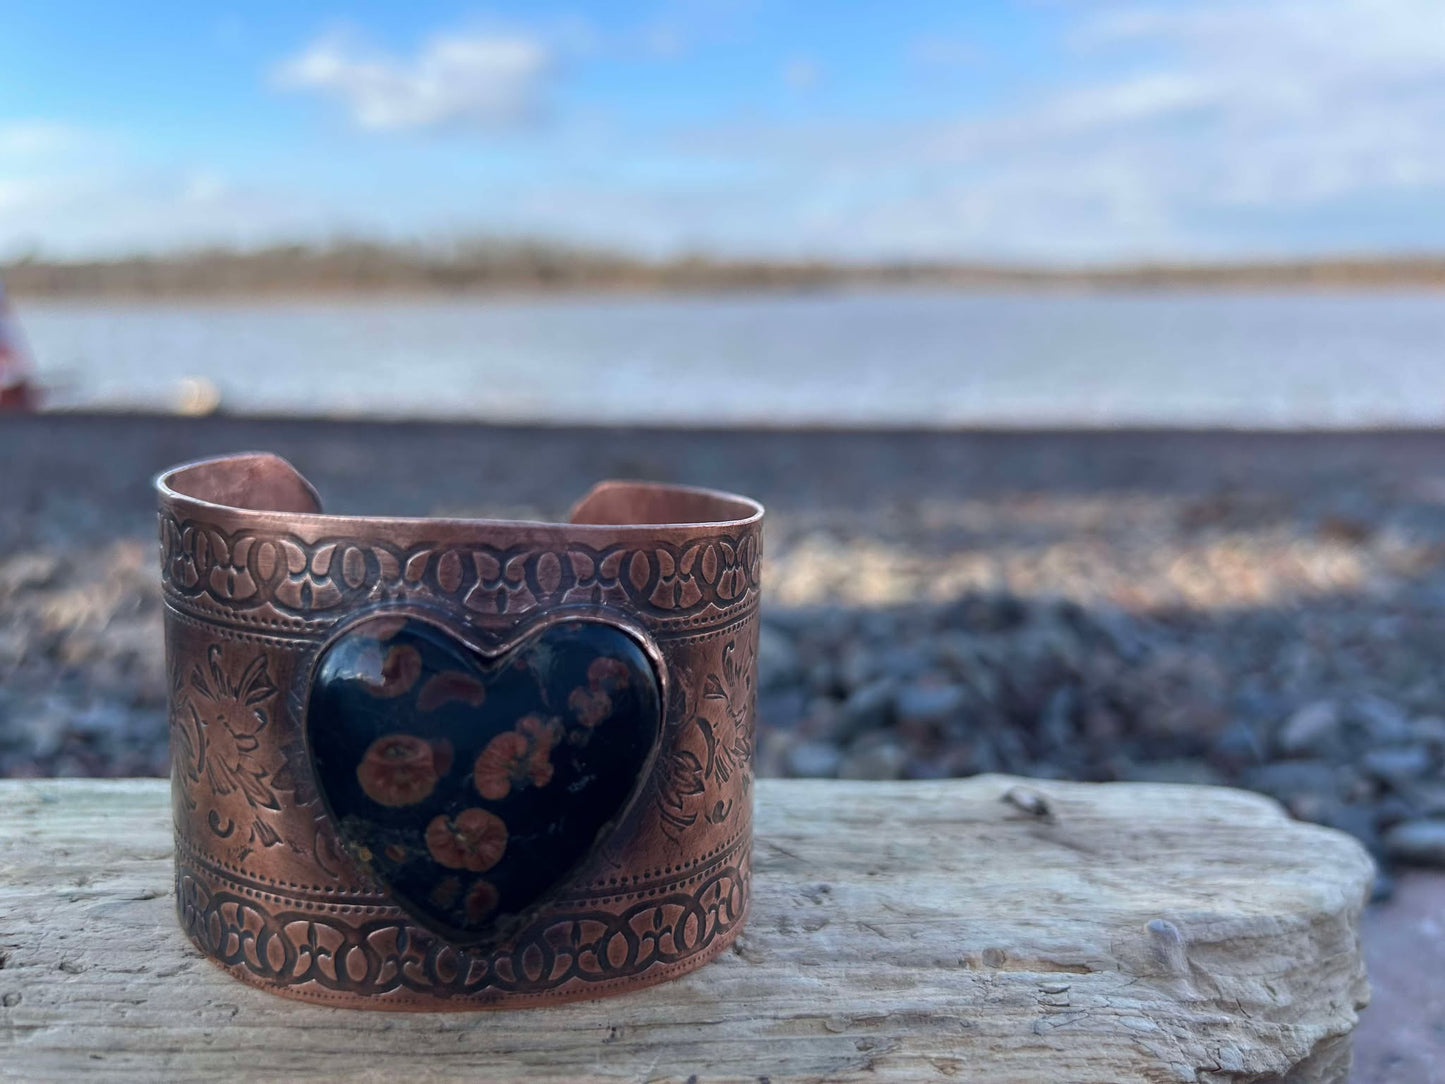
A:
[5,239,1445,297]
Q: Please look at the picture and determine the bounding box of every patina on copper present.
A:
[156,452,763,1009]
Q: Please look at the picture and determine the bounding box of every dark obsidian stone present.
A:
[306,613,662,946]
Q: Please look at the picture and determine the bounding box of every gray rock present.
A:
[1276,701,1342,757]
[833,678,897,742]
[940,739,999,777]
[1245,760,1342,803]
[991,726,1031,774]
[1410,715,1445,749]
[1082,706,1125,744]
[1369,871,1395,903]
[837,643,884,691]
[7,699,68,758]
[793,696,841,738]
[1121,759,1226,787]
[756,690,808,731]
[951,652,1001,705]
[838,737,908,780]
[1384,819,1445,867]
[878,645,933,682]
[756,624,803,692]
[762,606,826,636]
[952,592,1026,632]
[784,740,843,779]
[1084,604,1150,662]
[0,627,27,667]
[1375,794,1419,829]
[751,730,790,779]
[1350,695,1413,744]
[1406,781,1445,817]
[857,611,899,643]
[0,551,62,594]
[807,660,840,696]
[1038,687,1077,753]
[1361,745,1433,788]
[1211,719,1265,768]
[895,682,968,728]
[1321,804,1382,855]
[68,701,129,739]
[1285,789,1338,826]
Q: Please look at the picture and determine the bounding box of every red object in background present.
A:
[0,281,36,410]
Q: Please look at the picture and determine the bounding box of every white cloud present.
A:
[275,31,552,131]
[1036,0,1445,212]
[596,0,1445,261]
[758,0,1445,260]
[10,1,1445,262]
[0,121,81,160]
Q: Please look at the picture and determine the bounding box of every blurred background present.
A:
[2,4,1445,1070]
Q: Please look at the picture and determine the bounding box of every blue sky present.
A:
[3,0,1445,263]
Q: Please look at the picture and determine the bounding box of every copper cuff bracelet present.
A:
[156,453,763,1009]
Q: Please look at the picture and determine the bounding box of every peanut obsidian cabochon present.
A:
[306,613,663,946]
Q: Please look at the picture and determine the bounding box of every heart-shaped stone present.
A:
[305,612,662,946]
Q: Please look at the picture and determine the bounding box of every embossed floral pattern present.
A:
[356,733,452,807]
[473,715,560,800]
[169,645,288,852]
[425,808,508,871]
[657,636,755,840]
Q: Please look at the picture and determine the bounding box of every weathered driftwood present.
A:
[0,775,1372,1083]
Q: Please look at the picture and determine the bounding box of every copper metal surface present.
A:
[156,452,763,1009]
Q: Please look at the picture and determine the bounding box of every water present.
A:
[18,289,1445,427]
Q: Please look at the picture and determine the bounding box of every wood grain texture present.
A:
[0,776,1372,1083]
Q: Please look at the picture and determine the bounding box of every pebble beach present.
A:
[6,413,1445,893]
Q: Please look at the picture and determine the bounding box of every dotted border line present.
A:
[176,822,750,910]
[162,587,760,640]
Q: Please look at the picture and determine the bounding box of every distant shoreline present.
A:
[8,240,1445,299]
[25,406,1445,437]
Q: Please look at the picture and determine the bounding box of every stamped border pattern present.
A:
[176,852,749,1002]
[159,514,761,630]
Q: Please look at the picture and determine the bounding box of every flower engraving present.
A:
[657,637,755,840]
[172,645,284,849]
